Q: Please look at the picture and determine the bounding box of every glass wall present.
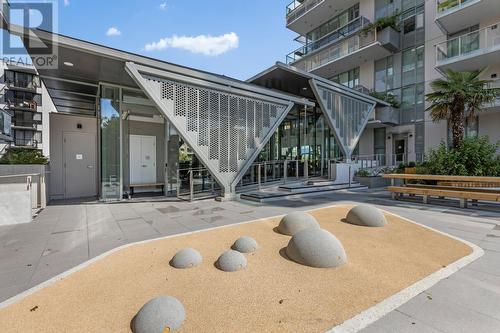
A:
[257,105,342,179]
[100,85,122,201]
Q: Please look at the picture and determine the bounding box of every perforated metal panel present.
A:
[139,73,291,194]
[311,80,376,159]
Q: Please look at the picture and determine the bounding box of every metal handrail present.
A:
[436,0,474,14]
[286,0,323,25]
[286,16,370,64]
[435,21,500,63]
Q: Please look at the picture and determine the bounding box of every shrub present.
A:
[355,169,370,177]
[0,148,48,165]
[421,137,500,176]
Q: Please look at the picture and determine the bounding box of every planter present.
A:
[405,167,417,174]
[354,176,392,188]
[377,26,401,52]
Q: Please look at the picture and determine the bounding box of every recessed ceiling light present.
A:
[63,61,74,67]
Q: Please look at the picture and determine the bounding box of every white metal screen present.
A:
[126,63,293,195]
[311,80,376,159]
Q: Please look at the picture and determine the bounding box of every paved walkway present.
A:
[0,189,499,332]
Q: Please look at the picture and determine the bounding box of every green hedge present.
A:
[418,137,500,176]
[0,148,48,165]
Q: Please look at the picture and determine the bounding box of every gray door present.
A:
[64,132,97,198]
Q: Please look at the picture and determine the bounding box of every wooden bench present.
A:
[129,183,165,196]
[388,186,500,208]
[383,174,500,208]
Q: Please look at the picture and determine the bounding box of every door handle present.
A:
[87,165,94,169]
[142,165,147,167]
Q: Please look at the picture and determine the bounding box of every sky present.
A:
[45,0,297,81]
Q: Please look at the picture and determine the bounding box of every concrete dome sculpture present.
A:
[232,236,259,253]
[216,250,247,272]
[170,248,203,269]
[285,228,347,268]
[277,211,320,236]
[345,204,388,227]
[132,295,185,333]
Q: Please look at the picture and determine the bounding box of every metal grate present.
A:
[146,76,289,191]
[314,83,375,158]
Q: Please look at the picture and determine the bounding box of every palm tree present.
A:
[426,69,500,149]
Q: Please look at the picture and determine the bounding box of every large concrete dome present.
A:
[232,236,259,253]
[285,228,347,268]
[170,248,203,269]
[345,205,387,227]
[132,295,185,333]
[277,211,320,236]
[216,250,247,272]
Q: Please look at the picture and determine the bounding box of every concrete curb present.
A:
[0,203,484,333]
[326,208,485,333]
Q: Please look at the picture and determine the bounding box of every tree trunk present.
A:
[451,97,465,149]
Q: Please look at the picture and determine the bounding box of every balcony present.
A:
[11,138,40,149]
[286,0,359,35]
[5,79,41,93]
[435,23,500,72]
[286,16,370,65]
[11,120,42,131]
[290,27,400,78]
[5,99,40,112]
[436,0,500,34]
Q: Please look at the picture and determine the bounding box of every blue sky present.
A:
[52,0,297,80]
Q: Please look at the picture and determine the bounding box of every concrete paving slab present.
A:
[395,292,500,333]
[360,310,445,333]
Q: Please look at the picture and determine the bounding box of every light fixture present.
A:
[63,61,74,67]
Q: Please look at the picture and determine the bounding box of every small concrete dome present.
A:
[216,250,247,272]
[132,295,185,333]
[277,211,320,236]
[285,228,347,268]
[345,205,387,227]
[170,248,203,269]
[232,236,259,253]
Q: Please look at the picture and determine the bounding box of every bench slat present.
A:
[388,186,500,201]
[383,174,500,183]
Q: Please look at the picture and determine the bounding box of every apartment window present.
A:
[306,4,359,42]
[4,90,42,106]
[4,70,40,89]
[401,83,424,123]
[331,68,360,89]
[374,128,386,158]
[401,5,424,48]
[402,0,424,11]
[375,0,401,19]
[415,122,425,160]
[402,46,424,86]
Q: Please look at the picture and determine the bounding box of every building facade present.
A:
[0,62,52,156]
[284,0,500,165]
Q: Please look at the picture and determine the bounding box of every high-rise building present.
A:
[0,62,50,157]
[282,0,500,164]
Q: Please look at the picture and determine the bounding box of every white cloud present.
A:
[144,32,239,56]
[64,0,70,6]
[159,2,167,10]
[106,27,121,37]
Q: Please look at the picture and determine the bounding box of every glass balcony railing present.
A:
[286,0,323,25]
[286,16,370,64]
[436,0,476,15]
[5,79,40,90]
[436,23,500,64]
[291,28,379,72]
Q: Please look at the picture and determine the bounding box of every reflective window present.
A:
[100,86,121,201]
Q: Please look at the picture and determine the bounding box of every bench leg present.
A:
[459,198,467,209]
[472,199,478,207]
[422,195,428,204]
[392,192,399,200]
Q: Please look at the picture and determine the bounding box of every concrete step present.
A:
[240,183,367,203]
[279,181,361,193]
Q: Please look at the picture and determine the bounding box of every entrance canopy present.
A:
[249,62,389,158]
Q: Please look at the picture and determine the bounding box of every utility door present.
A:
[64,132,97,198]
[129,135,156,185]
